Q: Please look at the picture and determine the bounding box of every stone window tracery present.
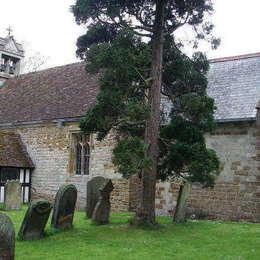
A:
[73,134,90,175]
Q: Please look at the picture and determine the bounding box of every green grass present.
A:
[2,206,260,260]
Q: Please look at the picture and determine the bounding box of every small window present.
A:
[72,134,90,175]
[0,167,19,183]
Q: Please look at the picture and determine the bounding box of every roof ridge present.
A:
[210,52,260,63]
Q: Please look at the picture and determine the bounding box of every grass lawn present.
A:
[2,206,260,260]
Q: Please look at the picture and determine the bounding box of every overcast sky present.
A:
[1,0,260,69]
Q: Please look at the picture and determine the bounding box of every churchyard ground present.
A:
[3,206,260,260]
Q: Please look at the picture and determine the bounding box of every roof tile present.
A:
[207,55,260,120]
[0,131,34,168]
[0,62,99,124]
[0,54,260,124]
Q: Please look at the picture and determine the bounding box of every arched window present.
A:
[83,143,90,175]
[74,134,90,175]
[75,143,82,175]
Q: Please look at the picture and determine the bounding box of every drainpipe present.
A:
[255,101,260,221]
[256,101,260,126]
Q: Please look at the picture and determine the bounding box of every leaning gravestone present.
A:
[18,200,52,240]
[4,180,22,211]
[92,179,114,225]
[86,176,107,219]
[0,213,15,260]
[51,184,77,230]
[173,182,191,223]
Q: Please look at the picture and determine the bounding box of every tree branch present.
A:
[167,12,190,34]
[94,7,152,37]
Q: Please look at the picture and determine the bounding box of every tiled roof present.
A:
[0,62,99,124]
[0,131,34,168]
[0,52,260,125]
[207,53,260,121]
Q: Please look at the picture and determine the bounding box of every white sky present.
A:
[1,0,260,69]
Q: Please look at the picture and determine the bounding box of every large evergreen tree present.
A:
[72,0,220,225]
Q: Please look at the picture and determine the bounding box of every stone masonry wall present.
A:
[155,121,260,222]
[0,122,131,211]
[2,120,260,222]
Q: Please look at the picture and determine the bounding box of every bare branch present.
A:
[167,12,190,34]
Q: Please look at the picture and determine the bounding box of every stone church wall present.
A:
[2,120,260,222]
[155,121,260,222]
[0,122,131,211]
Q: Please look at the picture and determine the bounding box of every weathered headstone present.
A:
[18,200,52,240]
[4,180,22,211]
[173,182,191,223]
[92,179,114,225]
[51,184,77,230]
[0,213,15,260]
[86,176,107,219]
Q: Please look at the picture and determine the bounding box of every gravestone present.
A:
[18,200,52,240]
[173,182,191,223]
[92,179,114,225]
[86,176,107,219]
[4,180,22,210]
[0,213,15,260]
[51,184,77,230]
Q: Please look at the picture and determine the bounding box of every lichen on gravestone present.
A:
[18,200,52,240]
[4,180,22,211]
[51,184,77,230]
[0,212,15,260]
[86,176,107,219]
[173,182,191,223]
[92,179,114,225]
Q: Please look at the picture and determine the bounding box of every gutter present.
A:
[0,116,256,128]
[215,117,256,123]
[0,116,84,127]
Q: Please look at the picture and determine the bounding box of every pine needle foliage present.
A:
[72,0,221,223]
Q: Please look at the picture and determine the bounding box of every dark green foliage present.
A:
[72,0,220,188]
[72,0,220,46]
[76,23,118,59]
[79,31,151,141]
[159,119,220,187]
[113,137,151,178]
[159,42,220,186]
[79,28,220,186]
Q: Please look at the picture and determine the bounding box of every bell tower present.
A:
[0,27,24,86]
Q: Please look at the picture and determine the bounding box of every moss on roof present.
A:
[0,131,34,168]
[0,62,99,124]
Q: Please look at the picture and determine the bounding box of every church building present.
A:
[0,33,260,222]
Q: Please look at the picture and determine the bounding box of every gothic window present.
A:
[75,143,82,175]
[74,134,90,175]
[83,143,90,175]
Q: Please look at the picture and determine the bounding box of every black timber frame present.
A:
[0,166,32,203]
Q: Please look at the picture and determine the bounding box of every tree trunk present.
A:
[173,182,191,223]
[133,0,165,225]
